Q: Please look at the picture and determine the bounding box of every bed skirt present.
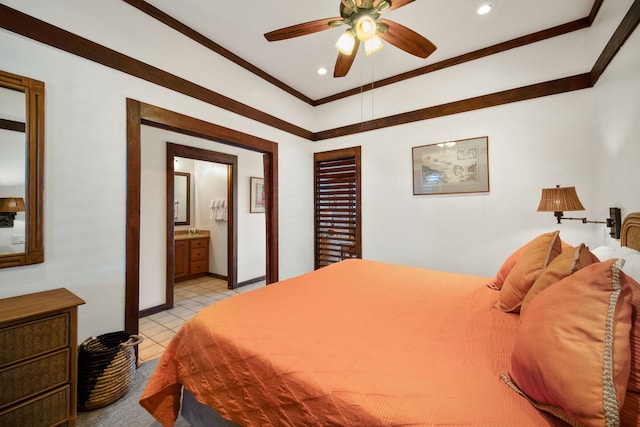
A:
[182,389,240,427]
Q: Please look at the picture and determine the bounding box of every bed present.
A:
[141,212,640,427]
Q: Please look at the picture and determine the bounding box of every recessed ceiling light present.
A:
[477,4,493,15]
[317,67,328,76]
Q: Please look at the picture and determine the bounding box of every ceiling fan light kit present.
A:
[264,0,436,77]
[364,35,383,55]
[355,15,377,41]
[336,31,356,55]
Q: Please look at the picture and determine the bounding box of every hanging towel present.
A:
[217,200,227,221]
[210,199,227,221]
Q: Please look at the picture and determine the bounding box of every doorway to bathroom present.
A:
[166,142,238,310]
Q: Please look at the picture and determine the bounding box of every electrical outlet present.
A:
[12,234,25,244]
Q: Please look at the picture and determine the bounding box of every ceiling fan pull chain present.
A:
[360,55,364,127]
[371,54,375,120]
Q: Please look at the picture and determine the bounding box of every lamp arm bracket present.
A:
[563,216,607,224]
[562,216,588,222]
[583,219,607,225]
[556,208,621,239]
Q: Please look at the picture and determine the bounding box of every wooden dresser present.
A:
[175,232,210,281]
[0,288,85,427]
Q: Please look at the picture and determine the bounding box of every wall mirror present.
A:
[0,70,44,268]
[174,171,190,225]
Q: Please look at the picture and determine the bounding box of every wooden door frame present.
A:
[125,99,279,335]
[166,143,238,310]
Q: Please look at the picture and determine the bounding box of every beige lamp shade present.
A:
[537,186,585,212]
[0,197,25,212]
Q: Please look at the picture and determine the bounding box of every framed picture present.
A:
[250,177,265,213]
[412,136,489,195]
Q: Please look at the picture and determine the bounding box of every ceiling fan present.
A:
[264,0,437,78]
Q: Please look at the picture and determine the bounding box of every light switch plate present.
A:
[12,234,25,244]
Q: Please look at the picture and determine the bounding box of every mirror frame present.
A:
[0,70,44,268]
[173,171,190,226]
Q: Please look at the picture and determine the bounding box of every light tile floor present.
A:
[138,276,264,363]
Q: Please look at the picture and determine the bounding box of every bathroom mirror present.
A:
[0,70,44,268]
[174,172,190,225]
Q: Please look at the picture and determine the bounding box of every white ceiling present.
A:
[144,0,594,101]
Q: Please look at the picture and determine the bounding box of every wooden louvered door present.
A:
[314,147,361,269]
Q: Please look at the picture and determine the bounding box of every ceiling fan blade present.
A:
[334,40,360,77]
[374,0,415,11]
[264,17,343,42]
[377,19,436,58]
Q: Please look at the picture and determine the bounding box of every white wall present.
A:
[0,0,317,132]
[592,25,640,243]
[307,0,640,278]
[193,160,229,277]
[313,89,602,278]
[0,27,313,342]
[0,0,638,342]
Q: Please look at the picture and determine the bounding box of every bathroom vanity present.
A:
[174,231,210,281]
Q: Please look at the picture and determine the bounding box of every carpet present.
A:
[77,358,190,427]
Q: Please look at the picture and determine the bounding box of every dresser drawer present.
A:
[190,247,208,261]
[190,260,209,275]
[0,385,70,427]
[0,314,69,367]
[0,349,70,409]
[190,238,208,249]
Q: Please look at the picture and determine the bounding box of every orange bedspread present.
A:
[140,259,559,426]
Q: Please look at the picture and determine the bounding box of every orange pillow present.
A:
[621,275,640,425]
[487,234,568,291]
[495,231,561,312]
[503,259,633,426]
[487,244,529,290]
[519,244,593,316]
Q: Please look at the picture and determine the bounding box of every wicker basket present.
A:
[77,331,144,411]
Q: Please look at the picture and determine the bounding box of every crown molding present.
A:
[0,1,638,141]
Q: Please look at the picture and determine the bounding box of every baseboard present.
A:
[207,272,228,281]
[139,304,170,318]
[236,275,266,288]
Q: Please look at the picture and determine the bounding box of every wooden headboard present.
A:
[621,212,640,251]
